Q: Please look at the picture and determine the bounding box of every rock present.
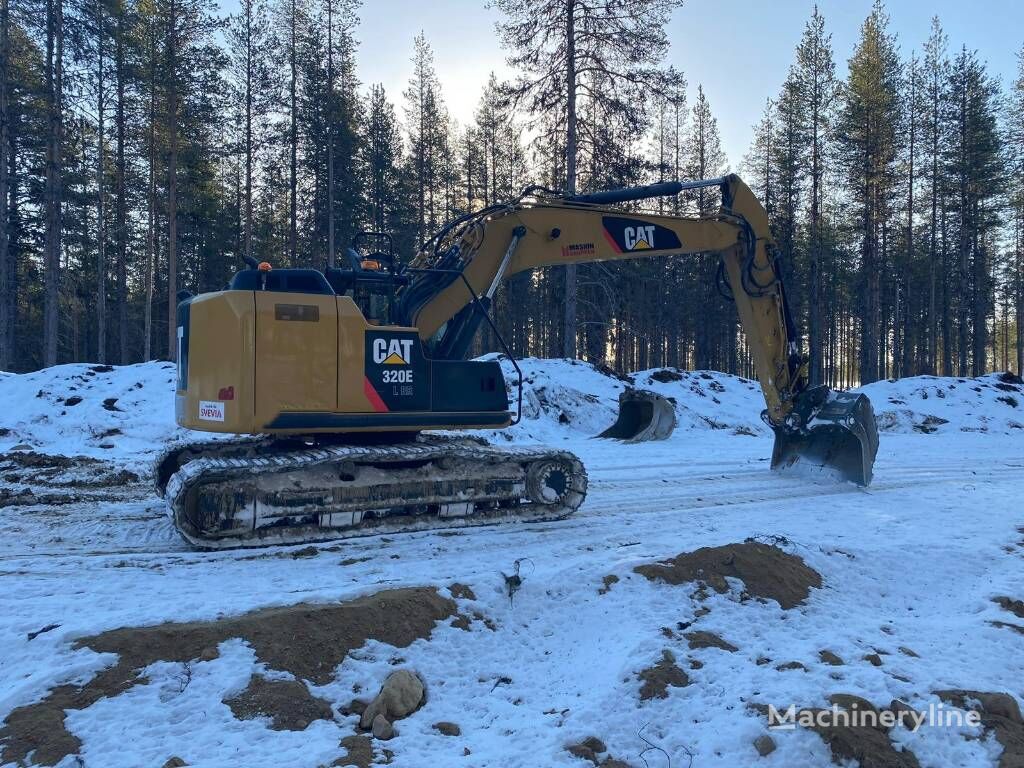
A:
[433,721,461,737]
[360,670,425,729]
[889,699,922,730]
[898,646,919,658]
[753,735,776,757]
[776,661,806,672]
[864,653,883,667]
[829,694,885,731]
[162,759,187,768]
[819,650,844,666]
[566,737,609,764]
[567,744,596,764]
[935,690,1022,724]
[371,714,394,741]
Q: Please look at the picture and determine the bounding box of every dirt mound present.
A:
[637,650,689,700]
[685,630,737,652]
[0,587,454,766]
[808,713,921,767]
[224,675,334,730]
[934,690,1024,768]
[634,542,822,609]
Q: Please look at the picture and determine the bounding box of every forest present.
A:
[0,0,1021,388]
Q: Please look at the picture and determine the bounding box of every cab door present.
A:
[253,291,338,427]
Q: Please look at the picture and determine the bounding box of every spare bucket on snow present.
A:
[770,387,879,486]
[597,388,677,442]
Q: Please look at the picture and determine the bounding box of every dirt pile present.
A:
[566,736,635,767]
[637,650,689,700]
[634,541,822,609]
[224,675,334,731]
[935,690,1024,768]
[0,587,455,766]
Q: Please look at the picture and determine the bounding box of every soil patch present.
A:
[634,542,821,609]
[935,690,1024,768]
[807,712,920,767]
[684,630,737,652]
[448,583,476,601]
[224,675,333,730]
[332,734,375,768]
[637,650,689,701]
[995,596,1024,619]
[0,587,454,766]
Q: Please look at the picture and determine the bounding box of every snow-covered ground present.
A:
[1,360,1022,768]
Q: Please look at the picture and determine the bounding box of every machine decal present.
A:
[602,216,682,254]
[561,242,595,259]
[199,400,225,422]
[363,377,389,412]
[372,336,414,365]
[364,331,430,411]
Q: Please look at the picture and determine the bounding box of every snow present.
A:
[1,359,1022,768]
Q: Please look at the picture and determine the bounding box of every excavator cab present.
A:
[324,232,407,325]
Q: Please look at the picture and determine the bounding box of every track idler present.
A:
[770,386,879,486]
[597,388,677,442]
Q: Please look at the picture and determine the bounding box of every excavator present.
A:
[156,174,879,549]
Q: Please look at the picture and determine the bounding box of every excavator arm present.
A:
[401,174,879,485]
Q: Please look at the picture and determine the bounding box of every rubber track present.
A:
[162,436,587,550]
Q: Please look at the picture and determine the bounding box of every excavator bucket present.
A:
[771,388,879,486]
[597,388,677,443]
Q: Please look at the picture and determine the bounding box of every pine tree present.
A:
[921,17,950,374]
[494,0,684,358]
[837,1,902,384]
[793,5,837,385]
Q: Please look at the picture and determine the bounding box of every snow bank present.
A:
[856,372,1024,435]
[1,359,1019,471]
[488,356,769,443]
[0,362,187,471]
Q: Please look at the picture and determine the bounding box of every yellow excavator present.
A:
[156,174,878,549]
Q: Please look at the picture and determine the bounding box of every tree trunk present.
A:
[96,0,106,363]
[242,0,252,262]
[0,0,9,369]
[288,0,297,266]
[167,0,178,361]
[143,20,156,361]
[326,0,335,267]
[114,0,127,362]
[43,0,64,367]
[562,0,577,359]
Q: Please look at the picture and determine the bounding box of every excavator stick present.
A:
[770,388,879,486]
[597,388,677,443]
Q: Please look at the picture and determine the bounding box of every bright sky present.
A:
[223,0,1024,167]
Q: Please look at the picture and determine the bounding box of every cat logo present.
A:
[372,337,414,365]
[624,225,656,251]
